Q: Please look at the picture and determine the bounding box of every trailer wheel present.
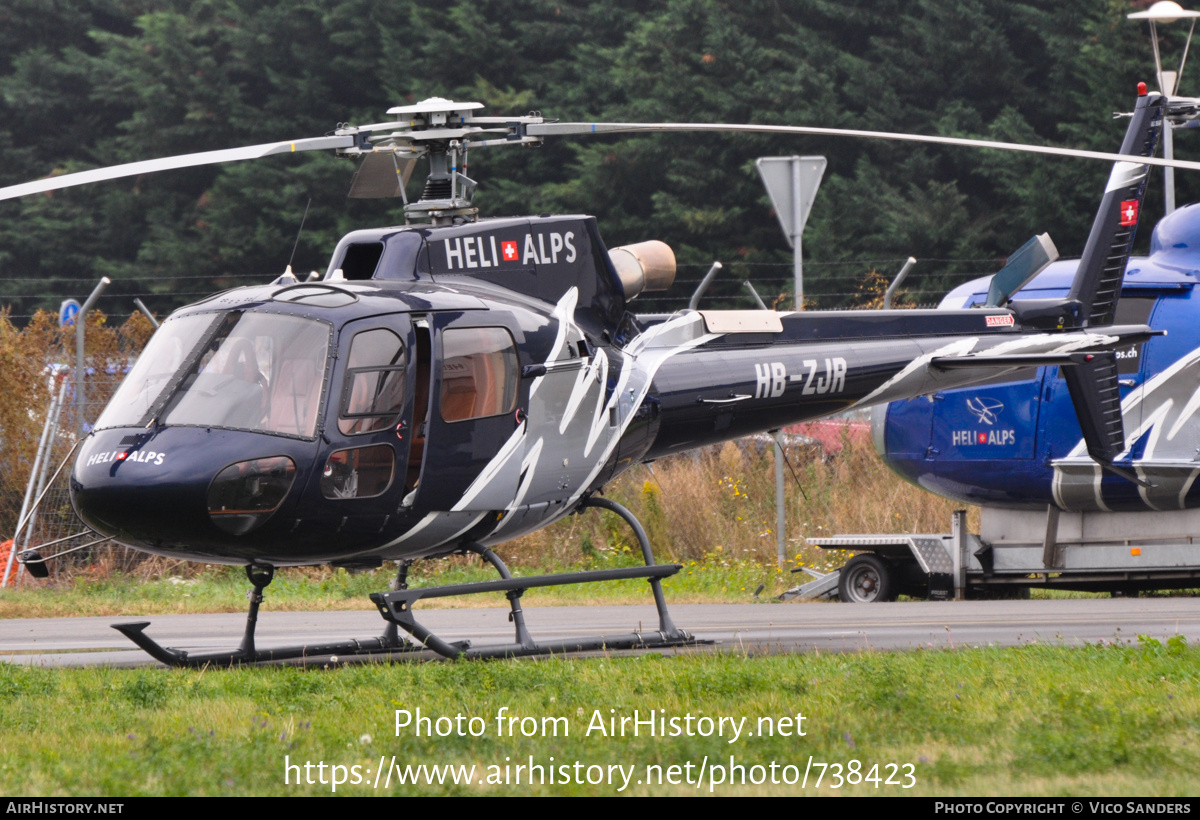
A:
[838,554,896,603]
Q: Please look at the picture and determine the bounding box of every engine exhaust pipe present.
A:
[609,240,676,300]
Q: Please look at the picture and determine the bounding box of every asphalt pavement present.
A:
[2,597,1197,666]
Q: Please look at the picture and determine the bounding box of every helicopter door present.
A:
[928,367,1043,462]
[313,317,414,523]
[410,314,525,513]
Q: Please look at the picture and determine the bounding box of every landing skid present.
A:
[112,564,418,668]
[112,497,700,665]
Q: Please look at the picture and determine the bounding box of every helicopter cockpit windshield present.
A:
[96,311,330,438]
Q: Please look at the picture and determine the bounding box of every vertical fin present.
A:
[1061,353,1124,464]
[1068,90,1164,327]
[1059,90,1161,485]
[1062,351,1149,486]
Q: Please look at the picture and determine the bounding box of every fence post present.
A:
[772,431,787,568]
[75,277,111,433]
[1,378,66,588]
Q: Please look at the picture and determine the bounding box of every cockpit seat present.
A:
[269,359,322,436]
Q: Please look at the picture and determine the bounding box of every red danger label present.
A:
[985,315,1014,327]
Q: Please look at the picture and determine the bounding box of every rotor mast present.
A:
[336,97,544,224]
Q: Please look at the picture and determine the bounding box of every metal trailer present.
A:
[786,506,1200,602]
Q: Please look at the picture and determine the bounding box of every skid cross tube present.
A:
[370,562,693,659]
[370,497,698,659]
[375,562,680,603]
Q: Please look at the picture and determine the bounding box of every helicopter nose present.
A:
[71,427,307,558]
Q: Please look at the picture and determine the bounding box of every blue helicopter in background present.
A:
[814,203,1200,604]
[801,45,1200,602]
[879,202,1200,514]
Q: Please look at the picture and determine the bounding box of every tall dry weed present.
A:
[499,428,972,569]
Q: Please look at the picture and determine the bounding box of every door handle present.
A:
[699,394,751,404]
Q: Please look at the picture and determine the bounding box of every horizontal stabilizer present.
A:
[934,352,1101,370]
[930,327,1162,371]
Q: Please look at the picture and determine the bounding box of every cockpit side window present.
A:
[95,313,217,430]
[338,328,407,435]
[439,327,518,422]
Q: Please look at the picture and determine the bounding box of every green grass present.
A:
[0,555,806,619]
[6,556,1194,619]
[2,641,1198,796]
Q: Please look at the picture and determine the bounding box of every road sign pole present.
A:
[758,156,826,567]
[793,160,803,310]
[76,277,111,434]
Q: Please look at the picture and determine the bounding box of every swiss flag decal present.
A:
[501,240,518,261]
[977,432,988,444]
[1119,200,1139,227]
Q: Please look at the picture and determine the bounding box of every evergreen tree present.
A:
[0,0,1168,317]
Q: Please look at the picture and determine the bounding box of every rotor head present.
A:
[335,98,545,222]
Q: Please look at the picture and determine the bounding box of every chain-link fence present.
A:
[0,310,155,587]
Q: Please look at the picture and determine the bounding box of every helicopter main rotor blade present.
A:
[0,135,355,203]
[527,121,1200,173]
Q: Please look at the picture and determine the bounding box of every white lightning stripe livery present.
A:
[505,436,546,516]
[1052,458,1111,512]
[1178,469,1200,509]
[374,511,487,552]
[529,288,578,399]
[1059,344,1200,461]
[856,331,1123,408]
[488,311,720,540]
[1105,161,1149,193]
[582,350,611,458]
[1052,345,1200,512]
[1131,402,1175,510]
[561,349,608,438]
[568,314,719,507]
[1165,379,1200,441]
[855,338,978,407]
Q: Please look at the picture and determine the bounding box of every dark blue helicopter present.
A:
[0,91,1178,663]
[878,200,1200,514]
